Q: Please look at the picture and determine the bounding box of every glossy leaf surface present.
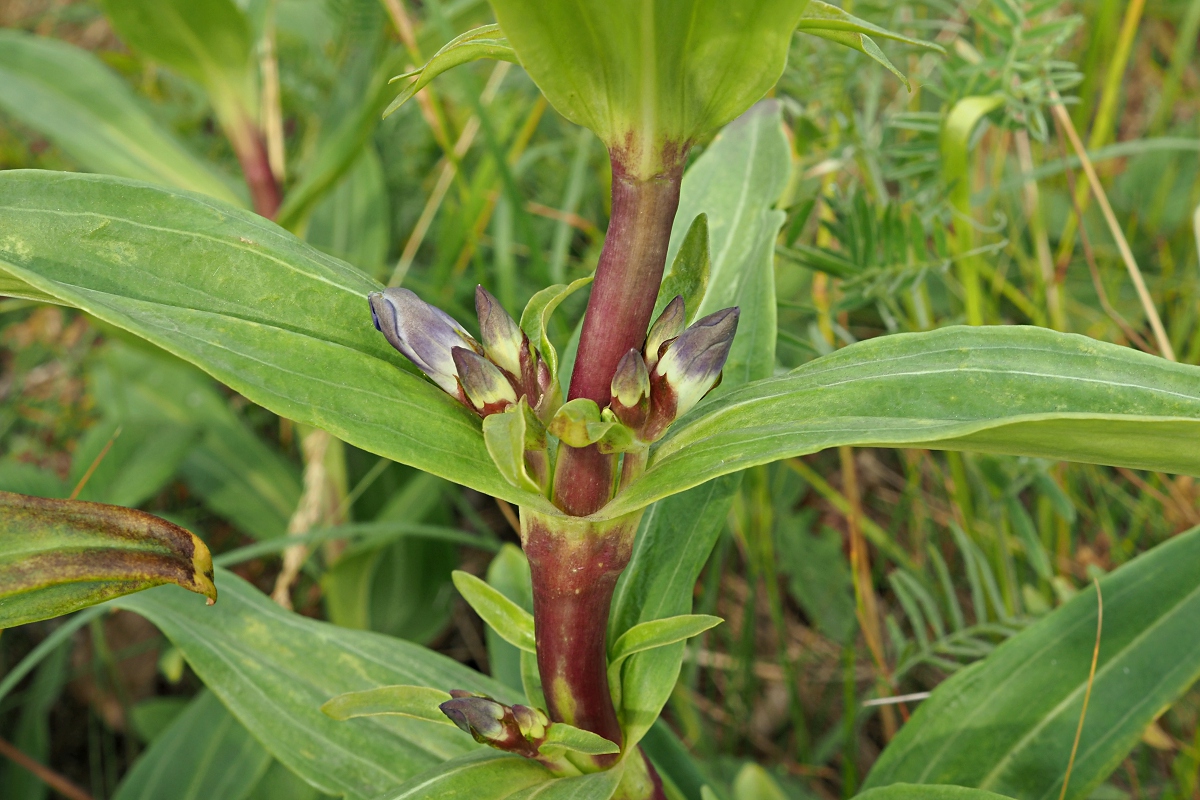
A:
[865,524,1200,799]
[0,171,548,513]
[611,325,1200,517]
[115,569,519,799]
[0,30,243,205]
[0,491,216,628]
[113,691,271,800]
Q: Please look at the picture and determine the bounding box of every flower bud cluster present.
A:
[369,286,559,421]
[439,691,566,768]
[606,296,739,446]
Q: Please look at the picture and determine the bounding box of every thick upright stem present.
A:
[521,510,641,760]
[553,153,685,516]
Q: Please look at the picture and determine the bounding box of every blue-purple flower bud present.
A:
[369,288,482,396]
[654,307,739,417]
[440,695,541,758]
[642,307,739,440]
[644,295,686,371]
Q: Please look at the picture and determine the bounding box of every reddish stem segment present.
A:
[231,122,283,220]
[521,511,639,763]
[553,154,686,516]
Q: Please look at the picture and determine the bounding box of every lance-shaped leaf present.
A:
[0,171,553,515]
[865,524,1200,800]
[385,25,519,117]
[0,491,216,628]
[538,724,620,757]
[114,569,518,799]
[113,691,270,800]
[453,570,538,653]
[520,275,593,379]
[375,751,552,800]
[797,1,944,89]
[654,216,711,326]
[321,686,455,725]
[607,614,722,712]
[0,30,243,206]
[606,325,1200,518]
[483,401,544,493]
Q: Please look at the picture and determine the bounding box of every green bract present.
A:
[488,0,811,176]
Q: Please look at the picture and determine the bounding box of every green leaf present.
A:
[520,275,593,379]
[942,96,1006,209]
[801,30,909,89]
[609,618,720,714]
[100,0,257,122]
[856,787,1014,800]
[609,615,722,666]
[0,30,243,205]
[671,100,790,391]
[114,691,271,800]
[654,213,711,324]
[383,25,519,118]
[539,724,620,757]
[0,491,216,629]
[247,761,334,800]
[483,402,543,494]
[374,751,551,800]
[90,341,301,541]
[0,170,550,514]
[796,0,945,90]
[507,764,625,800]
[489,0,812,176]
[114,569,519,799]
[321,686,454,726]
[485,545,534,692]
[452,570,538,654]
[864,524,1200,800]
[610,325,1200,518]
[731,764,788,800]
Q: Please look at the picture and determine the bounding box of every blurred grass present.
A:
[1,0,1199,798]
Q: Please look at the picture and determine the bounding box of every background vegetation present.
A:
[1,0,1199,797]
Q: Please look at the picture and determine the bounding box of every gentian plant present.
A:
[3,2,1200,800]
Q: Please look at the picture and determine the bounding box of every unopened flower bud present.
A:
[369,288,482,396]
[654,307,739,419]
[475,286,525,379]
[440,695,540,758]
[609,349,650,430]
[511,705,549,740]
[440,696,509,742]
[644,295,686,370]
[452,347,518,416]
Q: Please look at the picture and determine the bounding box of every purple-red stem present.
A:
[523,513,634,762]
[232,122,283,220]
[552,153,686,517]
